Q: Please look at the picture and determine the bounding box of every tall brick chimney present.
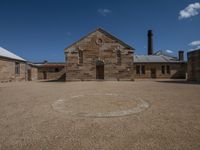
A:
[178,51,184,61]
[148,30,153,55]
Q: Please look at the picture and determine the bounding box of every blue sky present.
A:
[0,0,200,62]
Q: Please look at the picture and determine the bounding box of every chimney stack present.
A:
[148,30,153,55]
[178,51,184,61]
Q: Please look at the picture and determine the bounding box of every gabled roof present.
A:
[64,28,135,51]
[134,55,184,63]
[0,47,26,61]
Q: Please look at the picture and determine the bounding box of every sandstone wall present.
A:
[187,49,200,81]
[134,63,186,79]
[38,66,65,80]
[65,30,134,81]
[0,58,26,82]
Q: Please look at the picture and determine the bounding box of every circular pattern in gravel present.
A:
[52,93,149,117]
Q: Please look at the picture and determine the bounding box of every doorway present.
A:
[28,69,31,81]
[43,71,47,79]
[96,61,104,79]
[150,68,156,78]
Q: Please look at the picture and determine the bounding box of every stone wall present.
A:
[134,63,186,79]
[27,65,38,81]
[187,49,200,81]
[0,57,27,82]
[37,66,65,80]
[65,30,134,81]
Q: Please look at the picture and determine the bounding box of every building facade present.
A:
[64,28,134,81]
[0,47,27,82]
[134,54,186,79]
[187,49,200,81]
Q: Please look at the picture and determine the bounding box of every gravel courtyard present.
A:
[0,80,200,150]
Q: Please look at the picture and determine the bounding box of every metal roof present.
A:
[0,47,26,61]
[134,55,182,63]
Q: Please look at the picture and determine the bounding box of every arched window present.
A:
[116,50,121,65]
[78,50,83,64]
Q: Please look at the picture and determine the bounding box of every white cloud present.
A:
[98,8,112,16]
[188,40,200,51]
[189,40,200,46]
[165,49,173,53]
[179,2,200,19]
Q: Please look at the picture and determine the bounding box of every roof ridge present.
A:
[64,28,135,51]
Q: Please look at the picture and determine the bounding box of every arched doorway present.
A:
[96,60,104,79]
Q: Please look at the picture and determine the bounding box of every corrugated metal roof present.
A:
[0,47,26,61]
[134,55,181,63]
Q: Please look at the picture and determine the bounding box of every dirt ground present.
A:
[0,80,200,150]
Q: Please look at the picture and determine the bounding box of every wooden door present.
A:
[151,68,156,78]
[96,65,104,79]
[28,69,31,81]
[43,71,47,79]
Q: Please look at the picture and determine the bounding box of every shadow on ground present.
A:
[39,73,66,82]
[156,80,200,85]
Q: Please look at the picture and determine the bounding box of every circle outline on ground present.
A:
[52,93,149,117]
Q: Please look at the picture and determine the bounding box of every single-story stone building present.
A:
[134,52,186,79]
[0,47,27,82]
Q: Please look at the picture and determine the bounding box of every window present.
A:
[141,65,145,74]
[78,50,83,64]
[136,65,140,74]
[65,53,68,62]
[167,65,170,74]
[161,66,165,74]
[116,50,121,65]
[55,68,59,72]
[15,62,20,75]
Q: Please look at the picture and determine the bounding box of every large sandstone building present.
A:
[64,28,134,81]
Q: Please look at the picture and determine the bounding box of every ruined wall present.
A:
[188,49,200,81]
[65,30,134,81]
[38,66,65,80]
[134,63,186,79]
[0,58,26,82]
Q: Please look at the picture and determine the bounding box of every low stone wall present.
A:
[38,66,65,80]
